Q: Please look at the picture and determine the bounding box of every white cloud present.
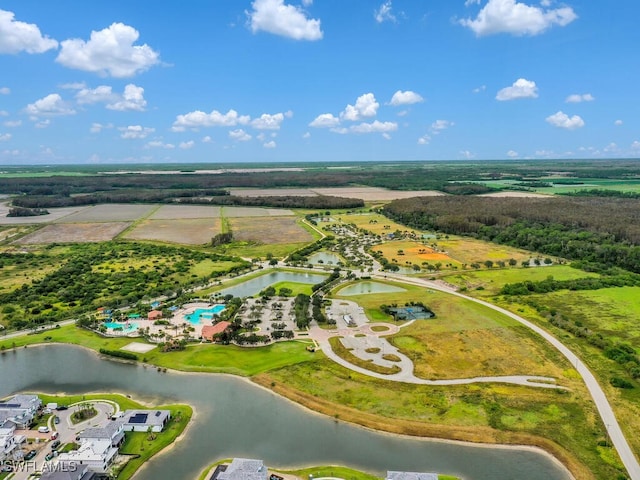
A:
[507,149,519,158]
[263,140,277,148]
[417,134,431,145]
[0,87,9,95]
[60,82,86,90]
[229,129,252,142]
[3,120,21,127]
[349,120,397,134]
[56,23,160,77]
[0,9,58,54]
[251,112,285,130]
[173,109,250,130]
[302,0,313,5]
[431,119,454,132]
[459,150,475,159]
[473,85,486,93]
[248,0,323,41]
[460,0,577,37]
[614,120,623,126]
[119,125,155,139]
[179,141,194,150]
[375,1,397,24]
[389,90,423,106]
[496,78,538,101]
[303,131,311,139]
[0,133,11,142]
[309,113,340,128]
[25,94,76,117]
[35,119,50,128]
[631,141,640,150]
[382,133,392,140]
[75,85,115,105]
[0,111,8,117]
[545,111,584,130]
[107,84,147,111]
[342,93,379,121]
[202,135,213,143]
[146,140,175,149]
[565,93,594,103]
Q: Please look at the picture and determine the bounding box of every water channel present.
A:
[217,271,328,298]
[337,281,407,296]
[307,252,342,265]
[0,345,572,480]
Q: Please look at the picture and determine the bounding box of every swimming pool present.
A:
[185,305,226,324]
[103,321,138,331]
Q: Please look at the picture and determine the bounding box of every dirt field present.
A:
[479,191,551,198]
[223,206,295,217]
[230,216,313,244]
[0,202,89,225]
[312,187,445,201]
[15,222,130,244]
[124,218,222,245]
[150,205,222,219]
[56,204,156,223]
[228,188,318,197]
[375,240,458,266]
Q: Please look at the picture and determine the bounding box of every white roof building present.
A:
[218,458,269,480]
[56,439,118,474]
[0,424,20,461]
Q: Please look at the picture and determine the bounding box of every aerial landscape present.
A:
[0,1,639,480]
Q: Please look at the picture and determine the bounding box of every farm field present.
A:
[224,206,295,217]
[374,240,458,268]
[229,216,313,244]
[0,203,88,224]
[56,204,157,223]
[228,186,445,201]
[334,211,417,236]
[441,265,600,296]
[124,218,222,245]
[149,205,222,219]
[15,222,130,244]
[435,236,534,265]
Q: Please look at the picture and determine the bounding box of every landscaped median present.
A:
[35,393,192,480]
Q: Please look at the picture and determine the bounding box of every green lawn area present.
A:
[0,325,317,377]
[440,265,599,297]
[270,281,313,296]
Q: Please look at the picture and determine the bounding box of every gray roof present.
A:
[0,394,41,410]
[79,419,124,440]
[386,472,438,480]
[218,458,268,480]
[40,464,92,480]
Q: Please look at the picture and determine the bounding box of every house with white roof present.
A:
[0,423,21,461]
[217,458,268,480]
[0,394,42,429]
[56,439,118,474]
[121,409,171,433]
[78,420,125,447]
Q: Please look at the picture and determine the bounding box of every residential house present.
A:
[121,409,171,433]
[386,471,438,480]
[0,394,42,428]
[77,420,125,448]
[55,439,118,474]
[148,310,163,321]
[39,464,94,480]
[201,321,231,342]
[217,458,268,480]
[0,423,21,461]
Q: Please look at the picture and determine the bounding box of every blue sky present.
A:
[0,0,638,164]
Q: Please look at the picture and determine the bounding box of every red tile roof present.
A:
[201,321,231,341]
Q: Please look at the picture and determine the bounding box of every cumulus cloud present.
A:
[56,23,160,77]
[0,9,58,54]
[0,87,9,95]
[507,149,519,158]
[389,90,424,106]
[309,113,340,128]
[631,141,640,150]
[375,1,397,23]
[417,134,431,145]
[173,109,250,131]
[35,119,50,128]
[341,93,379,121]
[496,78,538,101]
[614,119,623,126]
[3,120,21,128]
[229,129,252,142]
[251,112,285,130]
[348,120,397,134]
[248,0,323,41]
[263,140,277,148]
[90,122,113,133]
[0,133,11,142]
[202,135,213,143]
[473,85,486,93]
[545,111,584,130]
[119,125,155,139]
[146,140,175,149]
[179,141,194,150]
[303,132,311,139]
[431,119,454,132]
[565,93,594,103]
[0,111,8,117]
[460,0,577,36]
[25,94,76,117]
[107,84,147,111]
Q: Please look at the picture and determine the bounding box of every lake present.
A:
[217,271,328,298]
[0,346,572,480]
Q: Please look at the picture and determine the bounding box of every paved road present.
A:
[377,273,640,480]
[1,319,76,341]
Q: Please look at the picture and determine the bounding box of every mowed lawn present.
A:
[441,265,600,296]
[333,281,574,381]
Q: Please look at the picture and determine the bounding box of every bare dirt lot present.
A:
[56,204,156,223]
[124,218,222,245]
[230,216,313,244]
[150,205,222,219]
[0,202,89,225]
[312,187,446,201]
[223,206,295,217]
[15,222,131,244]
[479,191,551,198]
[228,188,318,197]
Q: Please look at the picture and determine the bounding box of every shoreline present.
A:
[5,342,575,480]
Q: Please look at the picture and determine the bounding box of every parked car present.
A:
[50,432,58,440]
[45,453,53,461]
[54,416,60,424]
[24,450,37,460]
[56,405,68,411]
[51,440,60,450]
[38,426,49,434]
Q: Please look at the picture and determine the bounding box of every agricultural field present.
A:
[223,206,295,217]
[228,186,445,201]
[441,265,600,297]
[149,205,222,219]
[15,222,130,244]
[56,204,157,223]
[124,218,222,245]
[0,203,88,225]
[373,240,458,269]
[229,216,313,244]
[434,236,534,265]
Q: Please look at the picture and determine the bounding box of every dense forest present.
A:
[383,196,640,272]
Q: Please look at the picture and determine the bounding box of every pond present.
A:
[217,271,328,298]
[337,281,407,296]
[0,346,571,480]
[308,251,342,265]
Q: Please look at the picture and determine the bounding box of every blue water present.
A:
[103,321,138,331]
[185,305,226,324]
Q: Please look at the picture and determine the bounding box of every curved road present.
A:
[376,272,640,480]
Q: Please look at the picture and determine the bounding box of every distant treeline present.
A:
[500,273,640,295]
[383,196,640,273]
[559,188,640,199]
[7,206,49,217]
[179,195,364,209]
